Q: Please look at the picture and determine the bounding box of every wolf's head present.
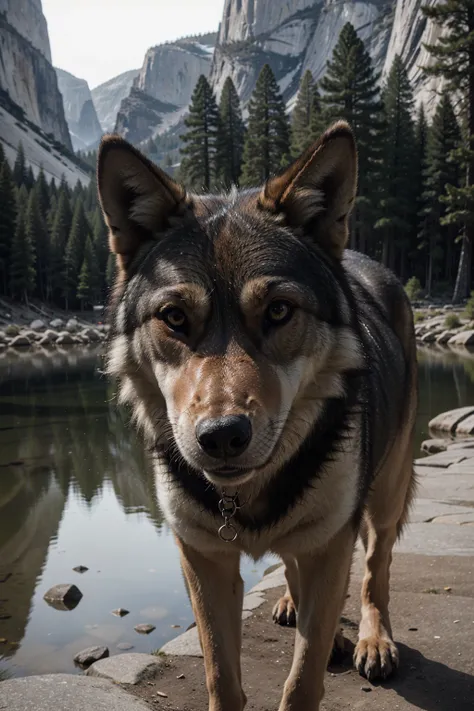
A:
[98,123,362,488]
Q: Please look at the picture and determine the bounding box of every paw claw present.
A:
[354,636,399,682]
[272,595,296,627]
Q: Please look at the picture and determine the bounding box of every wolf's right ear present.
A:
[97,135,187,268]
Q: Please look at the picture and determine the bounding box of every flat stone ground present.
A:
[129,449,474,710]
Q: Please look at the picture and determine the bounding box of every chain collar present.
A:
[218,489,244,543]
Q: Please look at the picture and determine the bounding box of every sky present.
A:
[42,0,225,89]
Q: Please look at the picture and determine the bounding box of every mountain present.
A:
[91,69,139,134]
[114,33,217,144]
[56,68,103,151]
[211,0,443,114]
[0,0,90,185]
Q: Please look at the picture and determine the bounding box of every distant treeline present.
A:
[0,142,111,309]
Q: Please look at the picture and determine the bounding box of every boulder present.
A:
[421,439,448,454]
[421,330,441,343]
[5,324,20,336]
[448,330,474,347]
[0,330,6,342]
[81,328,101,343]
[66,318,79,332]
[9,335,31,348]
[429,407,474,434]
[41,330,59,343]
[86,653,162,685]
[50,318,64,328]
[436,330,456,344]
[56,332,75,345]
[30,319,46,331]
[43,583,83,611]
[74,646,109,667]
[134,623,156,635]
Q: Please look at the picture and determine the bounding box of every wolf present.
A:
[98,121,417,711]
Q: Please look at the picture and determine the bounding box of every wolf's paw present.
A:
[272,595,296,626]
[354,635,399,681]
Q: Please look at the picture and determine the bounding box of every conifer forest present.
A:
[0,1,472,306]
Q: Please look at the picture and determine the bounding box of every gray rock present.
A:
[66,318,80,332]
[56,332,75,345]
[43,583,83,610]
[134,623,156,634]
[73,565,89,574]
[448,329,474,346]
[39,329,59,344]
[421,329,443,343]
[421,439,448,454]
[160,626,202,657]
[86,653,162,685]
[111,608,129,617]
[455,415,474,436]
[429,407,474,434]
[30,319,46,331]
[436,330,456,344]
[74,645,109,667]
[0,330,7,342]
[81,327,102,342]
[10,334,31,347]
[414,451,468,468]
[0,674,151,710]
[5,324,20,336]
[117,642,135,651]
[50,318,64,328]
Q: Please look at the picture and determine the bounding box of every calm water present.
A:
[1,344,474,679]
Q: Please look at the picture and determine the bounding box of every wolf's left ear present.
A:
[97,135,186,268]
[259,121,357,259]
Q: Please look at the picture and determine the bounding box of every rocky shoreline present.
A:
[413,306,474,347]
[0,317,108,352]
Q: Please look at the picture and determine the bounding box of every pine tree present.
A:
[376,56,417,276]
[77,237,100,308]
[420,92,462,295]
[241,64,291,186]
[180,75,221,190]
[50,188,73,300]
[0,160,17,294]
[92,207,108,297]
[63,198,89,309]
[106,253,116,289]
[423,0,474,302]
[218,77,245,187]
[10,187,35,301]
[320,23,383,253]
[13,142,28,189]
[413,104,430,283]
[0,141,5,168]
[36,168,51,220]
[26,186,49,300]
[26,166,35,190]
[291,70,320,156]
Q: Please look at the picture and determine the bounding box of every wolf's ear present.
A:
[259,121,357,259]
[97,135,186,268]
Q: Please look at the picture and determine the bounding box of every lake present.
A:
[1,344,474,679]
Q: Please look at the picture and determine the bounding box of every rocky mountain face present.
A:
[0,0,71,148]
[211,0,442,113]
[115,33,217,145]
[91,69,139,134]
[0,0,90,185]
[56,68,103,151]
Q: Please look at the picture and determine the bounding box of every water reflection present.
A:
[0,349,270,678]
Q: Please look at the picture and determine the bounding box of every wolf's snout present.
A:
[195,415,252,459]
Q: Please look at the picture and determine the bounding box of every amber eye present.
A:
[265,300,294,327]
[161,307,188,333]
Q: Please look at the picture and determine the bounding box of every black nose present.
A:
[196,415,252,459]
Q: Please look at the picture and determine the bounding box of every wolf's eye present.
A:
[265,301,294,327]
[161,307,188,333]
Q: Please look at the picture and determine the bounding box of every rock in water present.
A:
[43,584,83,611]
[134,623,156,635]
[74,646,109,667]
[30,319,46,331]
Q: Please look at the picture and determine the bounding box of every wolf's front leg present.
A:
[278,524,355,711]
[176,537,246,711]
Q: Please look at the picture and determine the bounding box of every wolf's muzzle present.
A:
[195,415,252,459]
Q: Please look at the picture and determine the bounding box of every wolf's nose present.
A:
[196,415,252,458]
